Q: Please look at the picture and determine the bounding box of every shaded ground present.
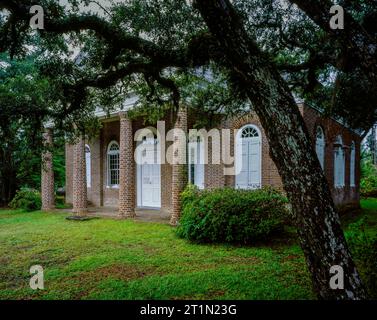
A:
[61,206,171,223]
[0,199,376,300]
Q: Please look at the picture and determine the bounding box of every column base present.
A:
[72,208,88,216]
[66,215,94,221]
[169,214,179,226]
[118,209,136,219]
[41,206,55,212]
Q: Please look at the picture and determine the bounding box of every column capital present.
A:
[119,111,131,120]
[43,119,54,130]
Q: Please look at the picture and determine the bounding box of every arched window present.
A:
[188,134,205,189]
[107,141,120,187]
[334,135,345,187]
[315,127,325,169]
[350,141,356,187]
[85,145,91,188]
[235,124,262,189]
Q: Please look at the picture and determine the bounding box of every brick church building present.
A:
[41,98,362,225]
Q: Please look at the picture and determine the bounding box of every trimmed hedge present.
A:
[177,185,288,244]
[9,188,42,212]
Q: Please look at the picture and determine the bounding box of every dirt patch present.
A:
[14,244,34,251]
[0,255,10,265]
[142,246,160,255]
[31,252,71,268]
[97,264,159,281]
[281,254,301,263]
[0,269,29,290]
[75,263,161,284]
[205,290,226,299]
[221,256,261,265]
[69,263,161,299]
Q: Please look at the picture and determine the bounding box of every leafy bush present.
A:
[361,158,377,197]
[177,185,288,244]
[346,218,377,299]
[9,188,42,212]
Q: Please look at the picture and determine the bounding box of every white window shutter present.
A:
[188,139,205,189]
[196,140,205,189]
[350,143,356,187]
[85,145,91,188]
[236,140,249,189]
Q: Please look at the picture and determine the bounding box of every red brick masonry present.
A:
[61,103,361,222]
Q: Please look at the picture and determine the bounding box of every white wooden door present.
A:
[138,138,161,208]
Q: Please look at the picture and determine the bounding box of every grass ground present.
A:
[0,199,376,300]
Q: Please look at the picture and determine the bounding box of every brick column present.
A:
[72,135,88,215]
[119,112,136,218]
[170,106,188,226]
[41,128,55,211]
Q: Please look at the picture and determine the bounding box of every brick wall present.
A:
[203,113,283,191]
[65,104,361,211]
[87,135,102,207]
[205,128,226,189]
[196,105,360,207]
[299,104,361,207]
[102,121,120,207]
[68,114,176,213]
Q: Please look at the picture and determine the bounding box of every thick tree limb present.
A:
[289,0,377,75]
[0,0,219,69]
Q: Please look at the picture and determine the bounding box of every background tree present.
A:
[0,52,65,205]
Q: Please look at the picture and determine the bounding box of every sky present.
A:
[58,0,125,16]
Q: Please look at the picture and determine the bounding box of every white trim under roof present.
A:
[94,95,139,120]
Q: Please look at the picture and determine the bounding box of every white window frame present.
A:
[85,145,91,188]
[334,135,345,188]
[235,124,262,190]
[188,135,205,189]
[107,141,120,188]
[350,141,356,187]
[315,126,325,170]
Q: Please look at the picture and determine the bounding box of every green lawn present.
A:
[0,199,376,300]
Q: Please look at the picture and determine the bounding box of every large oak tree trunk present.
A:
[194,0,367,299]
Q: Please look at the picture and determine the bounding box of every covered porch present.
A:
[61,206,171,223]
[41,107,188,226]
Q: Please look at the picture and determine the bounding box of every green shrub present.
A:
[9,188,42,212]
[177,185,288,244]
[361,158,377,197]
[346,218,377,299]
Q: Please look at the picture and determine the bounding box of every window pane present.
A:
[107,143,119,186]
